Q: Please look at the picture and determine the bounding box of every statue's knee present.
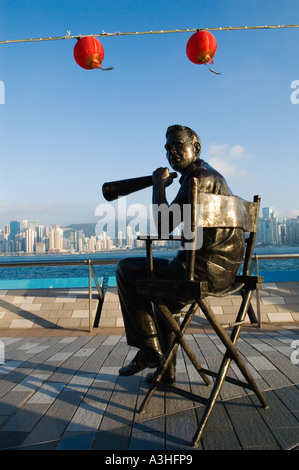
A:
[116,257,147,283]
[115,258,132,279]
[115,259,125,278]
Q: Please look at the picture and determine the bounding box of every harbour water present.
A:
[0,246,298,283]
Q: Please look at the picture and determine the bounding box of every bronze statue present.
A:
[115,125,245,384]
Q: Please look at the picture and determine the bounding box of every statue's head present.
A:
[165,125,201,172]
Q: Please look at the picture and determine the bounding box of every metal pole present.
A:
[255,254,262,328]
[88,259,93,332]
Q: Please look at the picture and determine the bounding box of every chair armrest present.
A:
[136,279,209,301]
[137,235,183,241]
[235,275,264,290]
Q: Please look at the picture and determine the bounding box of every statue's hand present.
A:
[152,167,174,187]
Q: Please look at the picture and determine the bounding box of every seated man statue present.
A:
[116,124,245,384]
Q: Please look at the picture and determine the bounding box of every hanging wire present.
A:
[0,24,298,45]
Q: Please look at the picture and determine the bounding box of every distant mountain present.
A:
[65,223,97,238]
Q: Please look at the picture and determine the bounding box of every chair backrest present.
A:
[197,193,260,233]
[185,178,261,280]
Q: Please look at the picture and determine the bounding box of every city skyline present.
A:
[1,203,298,255]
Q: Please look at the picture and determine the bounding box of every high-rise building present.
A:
[258,207,280,245]
[69,231,78,252]
[126,226,133,247]
[9,220,20,241]
[88,236,97,251]
[118,231,123,248]
[49,228,64,252]
[286,217,299,244]
[35,225,45,242]
[262,207,276,219]
[25,229,36,253]
[29,220,40,231]
[4,225,10,240]
[35,241,46,254]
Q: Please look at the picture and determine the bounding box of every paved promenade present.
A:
[0,323,298,451]
[1,280,299,330]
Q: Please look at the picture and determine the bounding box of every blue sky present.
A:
[0,0,298,227]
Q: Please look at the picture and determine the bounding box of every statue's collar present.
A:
[179,159,203,184]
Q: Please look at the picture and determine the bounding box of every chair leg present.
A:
[241,289,258,324]
[139,338,178,414]
[192,293,269,447]
[139,302,211,414]
[154,300,211,386]
[198,294,268,407]
[192,349,234,446]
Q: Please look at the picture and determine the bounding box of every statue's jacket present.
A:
[172,159,245,293]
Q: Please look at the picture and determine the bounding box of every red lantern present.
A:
[186,31,217,65]
[73,36,105,70]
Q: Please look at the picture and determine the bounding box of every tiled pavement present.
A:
[0,324,298,450]
[0,288,100,330]
[1,280,299,331]
[99,280,299,330]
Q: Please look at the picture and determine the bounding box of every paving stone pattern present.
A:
[0,281,299,331]
[0,288,99,330]
[0,325,298,450]
[99,281,299,330]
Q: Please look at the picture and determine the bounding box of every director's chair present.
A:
[136,178,269,447]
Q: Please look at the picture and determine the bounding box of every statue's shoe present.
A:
[119,350,164,376]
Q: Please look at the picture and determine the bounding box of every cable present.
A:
[0,24,298,45]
